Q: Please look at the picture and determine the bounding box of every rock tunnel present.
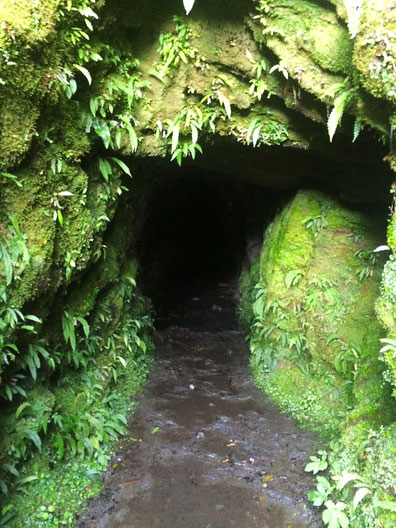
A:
[1,0,396,525]
[128,131,392,314]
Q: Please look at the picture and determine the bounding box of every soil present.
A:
[76,283,320,528]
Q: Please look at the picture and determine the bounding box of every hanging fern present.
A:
[328,91,351,143]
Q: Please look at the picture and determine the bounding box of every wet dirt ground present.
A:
[76,284,320,528]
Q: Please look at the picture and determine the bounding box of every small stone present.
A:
[196,432,204,439]
[189,384,195,390]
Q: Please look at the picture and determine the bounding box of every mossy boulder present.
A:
[354,0,396,103]
[246,189,390,433]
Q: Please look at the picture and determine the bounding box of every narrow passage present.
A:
[77,284,319,528]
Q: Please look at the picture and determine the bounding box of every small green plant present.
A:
[327,78,358,143]
[269,61,289,79]
[245,115,288,147]
[1,172,22,188]
[64,250,79,280]
[354,249,380,281]
[246,49,272,101]
[322,501,349,528]
[308,475,333,506]
[302,214,328,237]
[156,102,218,165]
[305,450,329,474]
[326,335,361,379]
[150,16,197,80]
[285,269,303,288]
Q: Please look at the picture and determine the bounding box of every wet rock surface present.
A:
[76,285,320,528]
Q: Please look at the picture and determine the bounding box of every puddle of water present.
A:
[76,285,320,528]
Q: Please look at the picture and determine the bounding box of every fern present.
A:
[15,402,31,419]
[328,90,350,142]
[352,119,361,143]
[285,270,303,288]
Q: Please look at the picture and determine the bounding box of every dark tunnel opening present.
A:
[135,167,283,316]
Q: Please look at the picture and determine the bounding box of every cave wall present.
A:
[0,0,396,524]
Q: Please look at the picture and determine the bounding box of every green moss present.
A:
[0,0,56,44]
[353,2,396,102]
[243,189,396,526]
[245,189,391,433]
[302,17,353,73]
[260,190,319,289]
[0,95,41,168]
[249,0,350,102]
[257,363,346,436]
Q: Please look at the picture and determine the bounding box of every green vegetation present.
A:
[240,190,396,527]
[0,0,396,526]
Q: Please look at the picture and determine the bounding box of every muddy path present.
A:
[77,284,320,528]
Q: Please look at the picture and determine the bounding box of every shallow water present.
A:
[76,284,320,528]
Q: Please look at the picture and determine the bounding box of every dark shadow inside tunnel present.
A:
[130,129,392,322]
[135,167,283,315]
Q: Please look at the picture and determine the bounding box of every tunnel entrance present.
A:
[130,130,393,324]
[135,166,283,316]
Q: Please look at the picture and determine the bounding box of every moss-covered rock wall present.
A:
[0,0,396,525]
[240,189,396,526]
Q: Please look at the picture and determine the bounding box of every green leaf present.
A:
[191,124,198,145]
[0,242,13,285]
[118,356,127,368]
[127,124,138,152]
[83,437,94,457]
[15,402,31,419]
[16,475,38,485]
[26,356,37,381]
[62,313,76,351]
[0,479,8,495]
[332,470,359,490]
[111,157,132,177]
[1,464,19,477]
[352,119,361,142]
[57,209,63,226]
[25,430,42,451]
[328,90,350,142]
[217,91,232,119]
[353,488,370,509]
[115,128,122,149]
[76,316,90,338]
[323,501,349,528]
[24,314,42,323]
[285,270,302,288]
[90,98,98,116]
[171,123,180,154]
[55,433,64,459]
[115,413,127,425]
[73,64,92,85]
[99,157,112,182]
[67,436,77,456]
